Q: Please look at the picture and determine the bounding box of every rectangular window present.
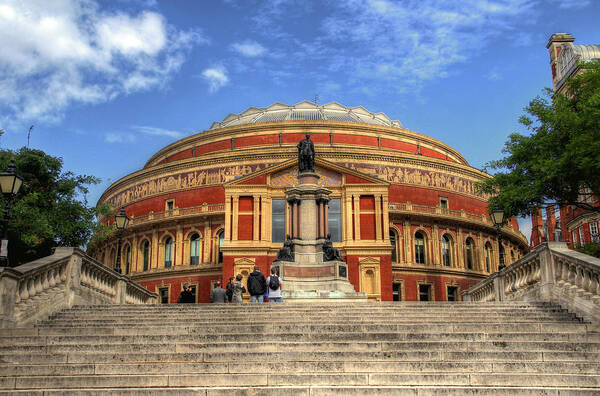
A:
[272,199,286,242]
[579,227,585,245]
[447,286,458,301]
[188,285,197,303]
[328,198,342,242]
[590,222,599,243]
[166,199,174,215]
[392,283,402,301]
[159,288,169,304]
[419,284,431,301]
[572,230,578,246]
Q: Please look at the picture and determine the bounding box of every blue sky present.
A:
[1,0,599,239]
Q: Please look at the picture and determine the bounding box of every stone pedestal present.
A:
[272,172,367,302]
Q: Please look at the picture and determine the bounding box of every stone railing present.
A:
[0,247,157,328]
[388,202,527,244]
[463,242,600,324]
[128,203,225,226]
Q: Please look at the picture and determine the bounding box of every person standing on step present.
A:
[231,274,246,304]
[267,268,283,303]
[210,281,227,303]
[247,265,267,303]
[177,283,195,303]
[225,276,235,303]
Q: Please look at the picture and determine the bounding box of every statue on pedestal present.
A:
[323,234,342,262]
[274,236,295,262]
[297,133,315,173]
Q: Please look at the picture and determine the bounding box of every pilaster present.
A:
[353,195,360,241]
[232,195,239,241]
[175,225,183,267]
[253,195,259,241]
[151,229,158,269]
[375,194,383,241]
[203,221,211,263]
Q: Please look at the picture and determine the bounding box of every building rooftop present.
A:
[209,101,403,130]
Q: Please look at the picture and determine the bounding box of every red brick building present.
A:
[92,101,528,303]
[530,34,600,248]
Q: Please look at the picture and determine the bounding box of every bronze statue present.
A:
[323,234,342,261]
[274,236,295,262]
[297,133,315,173]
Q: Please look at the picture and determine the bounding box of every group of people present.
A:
[178,266,282,304]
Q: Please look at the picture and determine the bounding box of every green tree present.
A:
[479,60,600,216]
[0,147,101,266]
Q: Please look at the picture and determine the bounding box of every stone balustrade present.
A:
[0,247,156,328]
[388,202,527,244]
[128,203,225,226]
[463,242,600,324]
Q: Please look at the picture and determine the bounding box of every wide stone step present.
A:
[2,360,600,376]
[2,372,599,390]
[2,340,598,355]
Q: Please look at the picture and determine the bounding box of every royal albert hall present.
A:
[92,101,529,303]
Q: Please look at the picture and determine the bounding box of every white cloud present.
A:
[231,40,267,57]
[104,125,185,143]
[202,66,229,93]
[553,0,591,9]
[133,125,185,138]
[486,69,502,81]
[105,132,135,143]
[0,0,204,127]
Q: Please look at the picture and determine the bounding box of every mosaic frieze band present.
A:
[107,159,485,208]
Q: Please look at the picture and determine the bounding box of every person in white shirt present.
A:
[266,268,283,302]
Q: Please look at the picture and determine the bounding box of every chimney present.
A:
[546,33,575,91]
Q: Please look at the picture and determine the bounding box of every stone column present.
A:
[232,196,239,241]
[375,195,383,241]
[253,195,259,241]
[224,196,232,242]
[353,195,360,241]
[382,195,390,242]
[324,199,329,237]
[260,196,269,243]
[345,195,353,242]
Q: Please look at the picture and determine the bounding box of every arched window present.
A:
[465,238,474,270]
[415,232,425,264]
[217,231,225,264]
[142,240,150,271]
[190,233,200,266]
[442,235,452,267]
[124,245,131,274]
[485,242,493,273]
[164,237,173,268]
[390,229,398,263]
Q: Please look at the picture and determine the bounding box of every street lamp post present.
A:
[114,207,129,274]
[491,204,506,271]
[0,159,23,268]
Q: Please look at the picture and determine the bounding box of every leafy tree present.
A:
[479,60,600,217]
[574,242,600,259]
[0,147,101,266]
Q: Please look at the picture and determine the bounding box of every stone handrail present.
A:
[0,247,157,328]
[128,203,225,226]
[463,242,600,324]
[388,201,527,244]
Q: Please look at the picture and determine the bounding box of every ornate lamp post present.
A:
[114,207,129,274]
[0,159,23,267]
[490,204,506,271]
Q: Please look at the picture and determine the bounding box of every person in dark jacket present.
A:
[177,283,195,303]
[246,266,267,303]
[210,281,227,303]
[225,276,235,303]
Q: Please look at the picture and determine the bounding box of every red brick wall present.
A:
[124,186,225,217]
[359,195,376,240]
[167,148,193,162]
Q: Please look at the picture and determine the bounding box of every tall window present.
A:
[190,233,200,266]
[328,199,342,242]
[390,229,398,263]
[465,238,474,270]
[217,231,225,264]
[485,243,492,272]
[124,245,131,274]
[142,240,150,271]
[590,222,599,242]
[415,232,425,264]
[164,237,173,268]
[272,199,286,242]
[579,227,585,245]
[572,230,578,246]
[442,235,452,267]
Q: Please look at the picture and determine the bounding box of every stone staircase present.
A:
[1,302,599,395]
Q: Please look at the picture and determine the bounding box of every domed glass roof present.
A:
[209,101,403,130]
